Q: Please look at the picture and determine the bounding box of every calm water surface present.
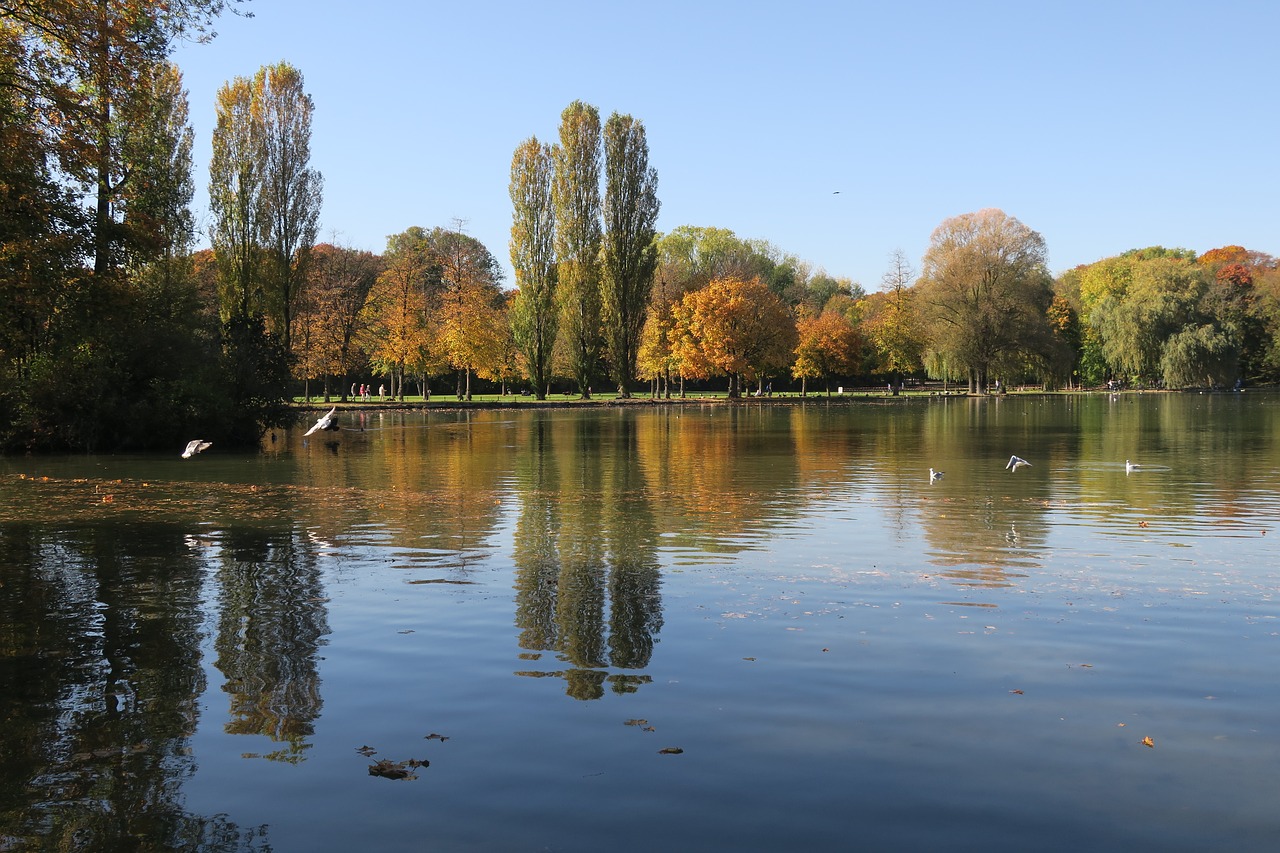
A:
[2,394,1279,851]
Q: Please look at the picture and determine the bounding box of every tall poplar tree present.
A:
[208,60,322,351]
[552,100,603,398]
[509,136,558,399]
[208,74,261,322]
[600,112,659,397]
[257,61,322,356]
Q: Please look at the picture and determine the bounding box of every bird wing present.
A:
[182,439,210,458]
[304,408,336,436]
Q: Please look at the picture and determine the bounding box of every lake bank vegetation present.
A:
[3,2,1278,451]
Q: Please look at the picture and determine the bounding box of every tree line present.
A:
[4,4,1279,452]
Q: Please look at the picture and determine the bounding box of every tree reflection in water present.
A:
[0,522,267,851]
[513,416,662,699]
[214,526,330,762]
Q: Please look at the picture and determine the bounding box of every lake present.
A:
[2,393,1278,852]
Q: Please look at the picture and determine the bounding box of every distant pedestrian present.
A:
[379,384,386,400]
[350,383,357,398]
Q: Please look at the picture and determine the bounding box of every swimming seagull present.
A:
[1006,455,1031,472]
[304,407,339,437]
[181,439,212,459]
[1125,460,1140,474]
[929,468,944,483]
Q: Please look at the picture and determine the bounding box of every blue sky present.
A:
[170,1,1280,291]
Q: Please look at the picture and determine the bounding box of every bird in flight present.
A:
[1006,455,1031,472]
[182,440,212,459]
[929,468,944,483]
[304,407,339,437]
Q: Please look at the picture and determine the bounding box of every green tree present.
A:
[208,74,262,322]
[209,61,321,352]
[553,101,603,398]
[256,61,322,356]
[600,112,659,397]
[509,136,558,399]
[917,208,1056,393]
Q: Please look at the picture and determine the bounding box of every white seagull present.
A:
[929,468,944,483]
[1006,455,1031,472]
[181,439,212,459]
[1125,459,1140,474]
[304,407,339,437]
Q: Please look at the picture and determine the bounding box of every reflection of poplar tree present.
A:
[0,523,263,850]
[214,527,329,763]
[510,413,663,700]
[514,419,562,651]
[604,417,663,676]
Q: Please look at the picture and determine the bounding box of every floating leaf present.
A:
[369,759,417,780]
[1009,689,1024,695]
[423,732,449,741]
[658,747,684,755]
[1141,736,1154,748]
[356,745,377,756]
[624,719,649,727]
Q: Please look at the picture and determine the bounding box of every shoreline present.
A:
[292,386,1257,414]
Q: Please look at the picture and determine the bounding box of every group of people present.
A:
[350,383,387,402]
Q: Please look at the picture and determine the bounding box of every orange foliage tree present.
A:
[670,276,797,397]
[792,309,861,396]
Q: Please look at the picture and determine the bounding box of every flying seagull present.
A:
[181,440,212,459]
[304,407,339,437]
[929,468,944,483]
[1006,455,1031,472]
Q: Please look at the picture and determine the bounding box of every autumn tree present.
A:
[509,136,558,399]
[422,227,505,400]
[600,112,659,397]
[792,309,861,396]
[360,227,435,400]
[1198,246,1277,382]
[293,242,381,400]
[670,276,797,397]
[917,209,1057,393]
[863,249,924,392]
[552,101,603,398]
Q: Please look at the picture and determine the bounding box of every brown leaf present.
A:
[1141,736,1154,748]
[658,747,684,755]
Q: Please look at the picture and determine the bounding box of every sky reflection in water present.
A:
[1,394,1278,851]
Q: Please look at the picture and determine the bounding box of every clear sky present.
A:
[169,0,1280,291]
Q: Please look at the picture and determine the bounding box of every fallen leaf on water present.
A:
[1009,689,1024,695]
[1141,736,1154,748]
[356,745,377,756]
[423,732,449,741]
[658,747,684,755]
[369,759,417,780]
[624,719,649,727]
[742,657,756,661]
[643,726,655,732]
[1139,521,1148,528]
